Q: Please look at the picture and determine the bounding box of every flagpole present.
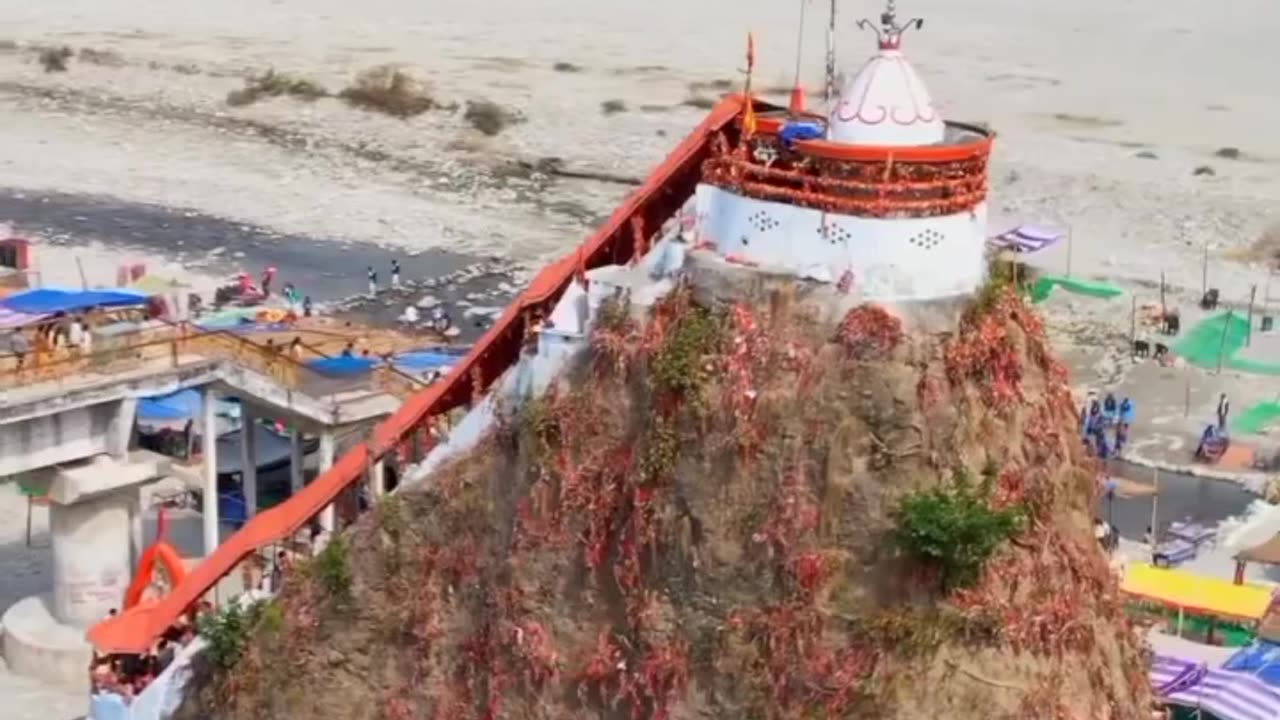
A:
[793,0,807,96]
[829,0,838,103]
[742,33,757,137]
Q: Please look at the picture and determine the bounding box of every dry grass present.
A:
[38,46,72,73]
[77,47,125,67]
[1226,222,1280,267]
[688,78,735,93]
[463,99,523,136]
[337,64,436,118]
[227,69,328,107]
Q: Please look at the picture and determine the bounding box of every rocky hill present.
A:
[178,277,1152,720]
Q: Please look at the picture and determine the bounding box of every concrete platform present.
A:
[0,657,85,720]
[1,594,92,691]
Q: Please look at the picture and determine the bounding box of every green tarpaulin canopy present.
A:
[1029,274,1125,304]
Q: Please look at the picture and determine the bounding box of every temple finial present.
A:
[856,0,923,51]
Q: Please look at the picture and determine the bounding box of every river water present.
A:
[0,187,504,302]
[1103,459,1259,541]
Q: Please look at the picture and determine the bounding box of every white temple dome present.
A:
[827,45,945,147]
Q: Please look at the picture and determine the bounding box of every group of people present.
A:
[89,603,209,705]
[368,259,402,297]
[88,538,307,706]
[6,311,97,370]
[1082,392,1136,459]
[238,267,315,315]
[263,335,307,360]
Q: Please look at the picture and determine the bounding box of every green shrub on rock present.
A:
[892,467,1024,591]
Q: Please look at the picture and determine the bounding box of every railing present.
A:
[0,320,425,401]
[86,95,751,654]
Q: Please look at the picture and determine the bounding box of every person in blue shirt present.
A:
[1195,424,1217,460]
[1119,397,1135,425]
[1103,393,1118,426]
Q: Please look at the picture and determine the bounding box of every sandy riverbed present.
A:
[0,0,1277,288]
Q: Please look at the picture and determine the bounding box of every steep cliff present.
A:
[178,279,1152,720]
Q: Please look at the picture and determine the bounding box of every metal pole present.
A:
[1160,271,1167,324]
[824,0,837,106]
[1129,294,1137,358]
[792,0,807,103]
[1216,309,1232,373]
[1202,241,1209,296]
[1247,284,1258,346]
[1150,467,1160,563]
[1065,224,1073,277]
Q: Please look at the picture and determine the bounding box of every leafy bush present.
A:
[892,467,1024,590]
[198,599,276,670]
[650,304,722,397]
[312,535,353,610]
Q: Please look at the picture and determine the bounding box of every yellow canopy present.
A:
[1122,562,1274,623]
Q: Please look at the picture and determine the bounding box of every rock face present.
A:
[178,280,1152,720]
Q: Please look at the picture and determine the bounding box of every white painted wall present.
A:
[695,184,988,301]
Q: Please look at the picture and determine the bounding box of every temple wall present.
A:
[695,184,987,301]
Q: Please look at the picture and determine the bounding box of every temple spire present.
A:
[856,0,923,51]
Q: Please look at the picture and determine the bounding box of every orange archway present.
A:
[123,509,188,610]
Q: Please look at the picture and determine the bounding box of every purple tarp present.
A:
[1152,654,1280,719]
[987,224,1067,253]
[0,306,49,329]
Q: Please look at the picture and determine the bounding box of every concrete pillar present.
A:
[241,404,257,520]
[201,386,220,555]
[369,458,386,503]
[49,492,132,627]
[106,398,138,458]
[128,489,144,571]
[290,428,304,495]
[318,431,335,533]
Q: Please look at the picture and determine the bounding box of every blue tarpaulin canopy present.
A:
[0,287,149,315]
[392,350,466,372]
[303,345,470,377]
[137,389,203,422]
[306,355,377,376]
[1223,640,1280,689]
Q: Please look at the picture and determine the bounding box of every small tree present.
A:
[892,467,1024,591]
[198,599,275,669]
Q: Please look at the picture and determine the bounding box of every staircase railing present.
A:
[85,95,748,654]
